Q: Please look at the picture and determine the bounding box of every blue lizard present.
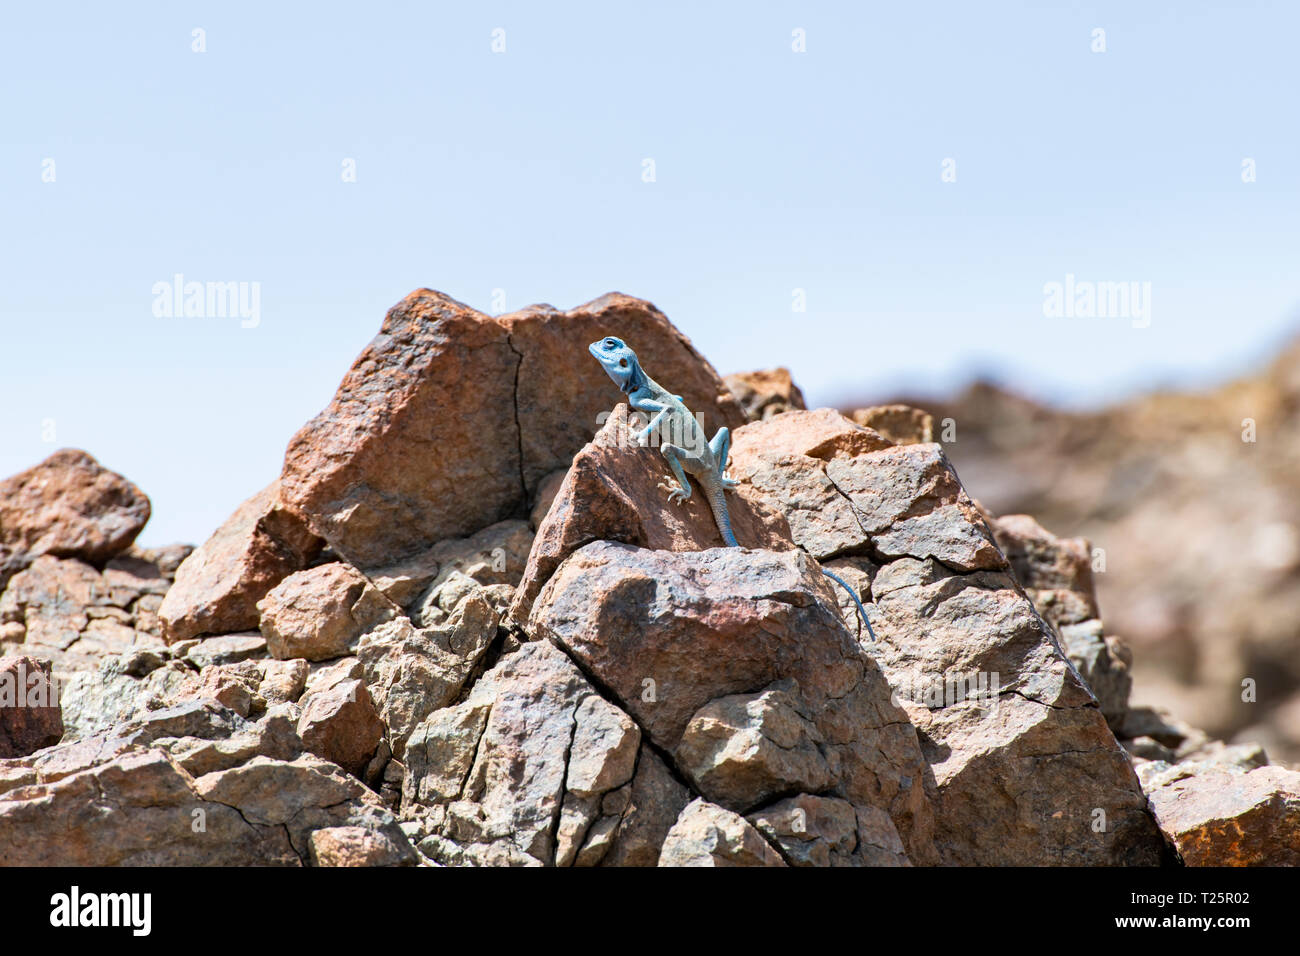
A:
[588,336,876,641]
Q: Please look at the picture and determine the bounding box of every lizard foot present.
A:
[721,473,739,489]
[658,479,690,505]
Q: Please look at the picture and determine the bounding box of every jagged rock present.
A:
[725,368,807,421]
[675,680,835,811]
[529,470,568,530]
[870,556,1163,865]
[280,290,744,571]
[849,405,934,445]
[404,641,644,867]
[509,403,794,624]
[183,632,267,670]
[748,794,911,867]
[659,799,786,867]
[729,409,1005,571]
[259,659,309,704]
[58,659,195,741]
[0,449,150,589]
[992,514,1133,725]
[0,700,416,865]
[297,678,383,777]
[124,543,194,580]
[308,825,416,867]
[159,481,322,642]
[366,520,534,612]
[528,541,937,864]
[592,747,690,867]
[1142,763,1300,865]
[258,563,395,662]
[0,656,63,757]
[356,595,498,757]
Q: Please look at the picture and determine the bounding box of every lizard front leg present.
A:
[630,399,669,445]
[658,444,693,505]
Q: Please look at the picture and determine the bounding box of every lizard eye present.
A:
[604,338,616,348]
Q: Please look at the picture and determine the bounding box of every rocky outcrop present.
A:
[0,700,415,865]
[849,405,934,446]
[280,290,744,571]
[508,403,794,625]
[0,449,150,590]
[158,482,322,643]
[2,291,1292,868]
[876,346,1300,764]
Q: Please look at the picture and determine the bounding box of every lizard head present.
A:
[588,336,642,392]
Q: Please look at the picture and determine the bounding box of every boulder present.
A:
[658,799,786,867]
[725,368,807,421]
[279,289,745,571]
[870,556,1164,865]
[403,641,644,867]
[258,562,395,662]
[0,449,150,589]
[748,794,911,867]
[297,678,384,777]
[509,403,794,624]
[158,481,322,643]
[0,655,63,757]
[729,409,1005,570]
[527,541,937,863]
[1142,763,1300,865]
[0,700,416,865]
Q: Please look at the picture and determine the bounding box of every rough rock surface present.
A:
[0,700,416,865]
[992,513,1133,726]
[725,368,807,421]
[509,403,793,624]
[850,405,934,446]
[529,541,939,864]
[258,562,396,661]
[0,655,63,757]
[659,799,787,867]
[158,481,321,643]
[880,351,1300,763]
[1142,762,1300,865]
[0,449,150,589]
[280,290,744,570]
[729,408,1005,571]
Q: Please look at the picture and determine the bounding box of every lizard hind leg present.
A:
[708,427,739,488]
[657,443,693,505]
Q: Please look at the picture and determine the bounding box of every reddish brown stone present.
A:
[508,403,794,625]
[0,655,64,757]
[0,449,150,587]
[158,481,321,643]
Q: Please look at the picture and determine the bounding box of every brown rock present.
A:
[870,555,1163,865]
[279,289,745,571]
[849,405,934,445]
[297,678,384,777]
[508,403,794,624]
[257,562,390,661]
[0,449,150,588]
[0,655,63,757]
[594,747,690,868]
[1143,764,1300,865]
[158,481,321,643]
[748,794,911,867]
[725,368,807,421]
[308,825,415,867]
[730,409,1006,570]
[659,799,786,867]
[528,541,937,864]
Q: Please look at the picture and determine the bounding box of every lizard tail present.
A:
[821,568,877,642]
[705,479,739,547]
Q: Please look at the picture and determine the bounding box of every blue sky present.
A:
[3,1,1298,545]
